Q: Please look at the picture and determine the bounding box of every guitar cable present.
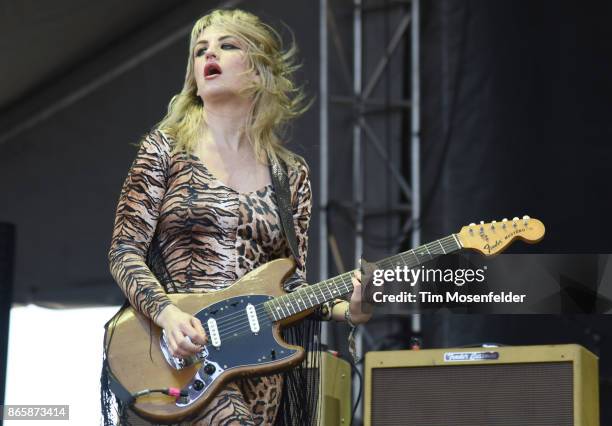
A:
[131,388,188,399]
[348,356,363,426]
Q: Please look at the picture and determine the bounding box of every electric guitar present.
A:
[105,216,545,423]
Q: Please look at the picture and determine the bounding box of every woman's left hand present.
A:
[349,269,373,324]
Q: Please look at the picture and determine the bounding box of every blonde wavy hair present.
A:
[156,9,310,167]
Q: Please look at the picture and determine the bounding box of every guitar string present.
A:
[205,286,353,345]
[198,277,348,333]
[213,281,350,338]
[211,234,457,329]
[178,235,462,349]
[212,269,357,334]
[210,272,358,338]
[209,236,459,338]
[207,236,460,339]
[209,250,413,343]
[206,259,397,343]
[197,234,459,333]
[200,270,355,331]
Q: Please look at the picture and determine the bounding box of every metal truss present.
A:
[319,0,420,276]
[319,0,420,422]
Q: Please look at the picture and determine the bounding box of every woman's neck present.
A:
[202,97,253,153]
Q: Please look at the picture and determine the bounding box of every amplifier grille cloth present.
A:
[371,362,573,426]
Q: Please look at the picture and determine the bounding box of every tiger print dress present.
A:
[108,129,312,425]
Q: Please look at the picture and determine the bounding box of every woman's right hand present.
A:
[156,304,208,358]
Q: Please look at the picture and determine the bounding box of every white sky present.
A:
[4,305,122,425]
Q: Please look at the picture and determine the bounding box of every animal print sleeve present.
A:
[108,130,172,323]
[290,160,312,283]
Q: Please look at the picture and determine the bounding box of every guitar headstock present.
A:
[457,216,545,256]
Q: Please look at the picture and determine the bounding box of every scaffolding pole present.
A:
[410,0,422,335]
[319,0,330,344]
[352,0,364,421]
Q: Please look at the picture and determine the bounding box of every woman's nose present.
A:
[205,49,217,60]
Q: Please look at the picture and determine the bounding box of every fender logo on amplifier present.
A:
[443,351,500,362]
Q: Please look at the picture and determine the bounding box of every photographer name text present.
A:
[373,291,526,303]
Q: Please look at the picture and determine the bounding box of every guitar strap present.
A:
[267,151,300,264]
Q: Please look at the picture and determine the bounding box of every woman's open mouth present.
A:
[204,62,222,80]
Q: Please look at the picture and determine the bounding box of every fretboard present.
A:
[264,234,462,321]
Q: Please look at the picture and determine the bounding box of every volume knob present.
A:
[203,363,216,375]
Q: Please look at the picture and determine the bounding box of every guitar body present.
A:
[105,258,310,424]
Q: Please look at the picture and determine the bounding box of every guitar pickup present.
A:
[246,303,260,334]
[207,318,221,348]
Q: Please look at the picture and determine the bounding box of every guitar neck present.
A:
[265,234,462,321]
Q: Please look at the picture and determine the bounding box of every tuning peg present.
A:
[469,223,476,226]
[512,217,519,221]
[523,215,530,220]
[479,221,484,231]
[523,215,530,226]
[491,220,496,230]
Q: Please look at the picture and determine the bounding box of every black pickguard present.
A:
[196,294,297,371]
[176,294,299,408]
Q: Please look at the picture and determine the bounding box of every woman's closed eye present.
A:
[195,43,239,57]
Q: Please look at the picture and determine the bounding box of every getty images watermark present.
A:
[367,264,527,304]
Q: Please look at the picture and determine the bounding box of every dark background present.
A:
[421,0,612,253]
[1,0,611,423]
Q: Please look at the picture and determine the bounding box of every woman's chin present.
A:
[200,87,240,104]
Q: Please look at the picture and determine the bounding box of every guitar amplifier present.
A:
[364,344,599,426]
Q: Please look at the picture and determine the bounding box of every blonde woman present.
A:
[102,9,370,425]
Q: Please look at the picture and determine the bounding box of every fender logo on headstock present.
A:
[483,239,502,254]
